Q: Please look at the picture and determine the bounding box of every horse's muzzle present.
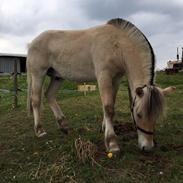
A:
[139,141,155,151]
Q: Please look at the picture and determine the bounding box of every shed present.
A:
[0,53,26,74]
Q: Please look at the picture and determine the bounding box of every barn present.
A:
[0,53,26,74]
[165,47,183,74]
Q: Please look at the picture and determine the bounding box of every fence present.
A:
[0,66,98,109]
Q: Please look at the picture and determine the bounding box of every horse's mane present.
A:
[139,86,165,120]
[107,18,155,85]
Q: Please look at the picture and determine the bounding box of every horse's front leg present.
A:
[97,71,120,153]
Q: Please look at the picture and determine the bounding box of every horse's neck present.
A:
[127,68,150,98]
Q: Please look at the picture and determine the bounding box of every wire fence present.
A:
[0,74,99,109]
[0,72,128,109]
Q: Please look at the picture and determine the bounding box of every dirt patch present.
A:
[136,152,174,178]
[139,153,171,164]
[160,144,183,153]
[113,120,135,135]
[113,120,137,141]
[169,144,183,152]
[0,144,6,150]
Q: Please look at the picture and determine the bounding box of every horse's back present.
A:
[27,24,124,81]
[28,24,121,53]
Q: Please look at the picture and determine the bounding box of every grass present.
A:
[0,72,183,183]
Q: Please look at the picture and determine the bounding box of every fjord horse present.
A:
[27,18,175,153]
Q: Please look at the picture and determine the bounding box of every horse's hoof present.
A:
[109,147,120,154]
[110,146,120,152]
[35,127,47,137]
[37,131,47,137]
[57,118,71,135]
[108,142,120,155]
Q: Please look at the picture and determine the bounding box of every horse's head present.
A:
[132,85,176,151]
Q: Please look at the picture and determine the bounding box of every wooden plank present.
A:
[78,83,96,96]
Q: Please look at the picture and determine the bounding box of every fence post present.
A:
[13,59,18,108]
[84,82,87,96]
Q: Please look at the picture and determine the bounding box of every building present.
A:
[167,60,182,69]
[165,48,183,74]
[0,53,26,74]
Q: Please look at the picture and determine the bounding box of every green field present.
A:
[0,72,182,183]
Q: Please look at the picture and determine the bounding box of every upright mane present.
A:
[107,18,155,85]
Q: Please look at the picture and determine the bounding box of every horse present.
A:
[27,18,175,153]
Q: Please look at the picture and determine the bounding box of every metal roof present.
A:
[0,53,27,58]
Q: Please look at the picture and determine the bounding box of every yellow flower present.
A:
[107,152,113,158]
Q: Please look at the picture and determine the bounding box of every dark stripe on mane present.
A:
[143,36,155,85]
[145,86,165,120]
[107,18,155,85]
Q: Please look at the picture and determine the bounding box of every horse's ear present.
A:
[136,87,144,97]
[161,86,176,95]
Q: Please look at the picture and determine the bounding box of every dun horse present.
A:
[27,18,175,153]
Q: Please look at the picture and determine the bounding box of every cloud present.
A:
[0,0,88,36]
[0,0,183,68]
[0,34,28,53]
[79,0,183,21]
[79,0,140,20]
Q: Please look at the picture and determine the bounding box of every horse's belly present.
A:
[61,68,96,82]
[53,60,96,82]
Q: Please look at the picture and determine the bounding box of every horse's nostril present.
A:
[141,145,154,152]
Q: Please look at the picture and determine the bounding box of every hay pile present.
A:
[75,137,97,164]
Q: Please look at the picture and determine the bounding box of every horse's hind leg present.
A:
[45,77,70,134]
[31,73,46,137]
[97,71,120,153]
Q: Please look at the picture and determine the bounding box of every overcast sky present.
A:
[0,0,183,69]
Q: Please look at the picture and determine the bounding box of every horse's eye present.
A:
[137,113,142,119]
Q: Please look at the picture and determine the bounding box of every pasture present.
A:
[0,72,182,183]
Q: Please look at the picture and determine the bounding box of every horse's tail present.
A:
[27,59,33,116]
